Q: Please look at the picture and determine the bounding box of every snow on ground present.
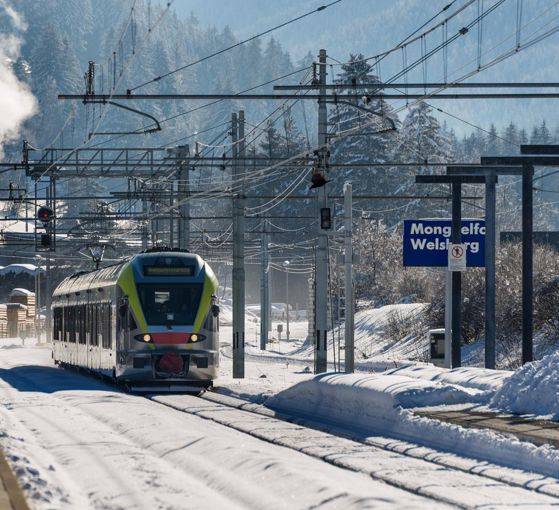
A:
[1,299,559,508]
[0,341,454,510]
[264,371,559,479]
[385,365,512,397]
[289,303,428,364]
[218,310,559,481]
[490,351,559,419]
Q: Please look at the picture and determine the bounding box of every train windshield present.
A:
[137,283,203,325]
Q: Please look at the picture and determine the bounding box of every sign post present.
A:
[448,243,467,272]
[403,218,485,368]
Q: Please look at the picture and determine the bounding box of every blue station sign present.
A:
[403,219,486,267]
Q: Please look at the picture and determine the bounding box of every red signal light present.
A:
[37,206,54,223]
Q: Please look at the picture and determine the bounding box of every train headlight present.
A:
[190,334,199,342]
[143,334,151,342]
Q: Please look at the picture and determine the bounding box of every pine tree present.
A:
[485,124,500,156]
[391,101,454,223]
[327,54,400,203]
[503,122,520,153]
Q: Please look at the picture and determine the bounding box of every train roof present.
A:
[53,250,207,298]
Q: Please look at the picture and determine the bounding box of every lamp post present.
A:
[283,260,290,343]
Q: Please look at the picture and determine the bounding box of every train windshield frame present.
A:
[137,283,203,326]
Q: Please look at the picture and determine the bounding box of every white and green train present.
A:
[52,249,220,391]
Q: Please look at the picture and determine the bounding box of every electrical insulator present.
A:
[310,166,329,189]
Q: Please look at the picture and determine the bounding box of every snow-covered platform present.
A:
[415,409,559,449]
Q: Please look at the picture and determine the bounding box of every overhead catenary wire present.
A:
[26,0,559,250]
[128,0,342,92]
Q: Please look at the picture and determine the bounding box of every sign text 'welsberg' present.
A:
[403,219,485,267]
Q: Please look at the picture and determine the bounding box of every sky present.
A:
[168,0,559,137]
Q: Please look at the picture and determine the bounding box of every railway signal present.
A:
[37,206,54,223]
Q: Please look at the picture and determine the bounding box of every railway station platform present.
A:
[416,409,559,449]
[0,449,28,510]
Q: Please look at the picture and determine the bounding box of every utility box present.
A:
[428,328,446,367]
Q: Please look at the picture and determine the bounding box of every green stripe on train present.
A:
[117,263,148,332]
[193,265,218,332]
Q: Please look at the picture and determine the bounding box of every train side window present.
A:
[103,304,112,349]
[63,307,68,341]
[82,305,86,344]
[98,304,103,348]
[53,308,62,341]
[79,305,86,344]
[91,305,98,346]
[69,306,73,342]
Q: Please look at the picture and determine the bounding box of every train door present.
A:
[101,302,113,372]
[94,304,101,370]
[87,303,97,370]
[66,306,75,365]
[53,307,62,362]
[62,305,69,364]
[117,296,129,352]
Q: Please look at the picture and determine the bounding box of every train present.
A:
[52,249,220,391]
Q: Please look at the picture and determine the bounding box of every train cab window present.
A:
[137,284,202,326]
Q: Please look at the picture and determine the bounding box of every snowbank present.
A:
[268,372,479,416]
[490,351,559,418]
[266,371,559,478]
[386,365,511,400]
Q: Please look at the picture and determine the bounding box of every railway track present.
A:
[148,390,559,509]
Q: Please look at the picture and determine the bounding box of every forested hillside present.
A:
[1,0,558,231]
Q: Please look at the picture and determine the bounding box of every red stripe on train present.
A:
[151,333,190,345]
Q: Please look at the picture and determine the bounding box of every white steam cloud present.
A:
[0,0,37,158]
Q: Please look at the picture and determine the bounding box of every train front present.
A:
[117,251,219,390]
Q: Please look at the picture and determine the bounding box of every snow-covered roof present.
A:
[0,264,44,276]
[10,288,34,297]
[0,219,33,234]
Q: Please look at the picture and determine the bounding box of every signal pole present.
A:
[232,111,246,378]
[315,49,329,373]
[177,144,190,250]
[260,219,269,350]
[344,182,354,372]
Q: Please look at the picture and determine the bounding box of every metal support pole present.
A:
[44,254,52,343]
[315,48,329,374]
[522,163,534,364]
[285,264,290,342]
[444,270,452,368]
[232,111,245,378]
[35,264,41,342]
[485,172,497,369]
[260,220,269,350]
[451,183,462,368]
[44,176,56,343]
[343,182,354,372]
[141,199,148,250]
[177,145,190,250]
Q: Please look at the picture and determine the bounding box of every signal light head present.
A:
[37,206,54,223]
